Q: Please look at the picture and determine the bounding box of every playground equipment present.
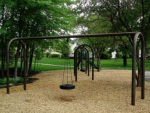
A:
[77,49,89,72]
[6,32,145,105]
[74,44,99,81]
[76,47,98,73]
[74,44,94,81]
[60,39,75,90]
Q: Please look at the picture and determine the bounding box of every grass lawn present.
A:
[32,58,150,72]
[1,58,150,72]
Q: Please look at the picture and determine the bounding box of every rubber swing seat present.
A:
[80,67,86,72]
[60,84,75,90]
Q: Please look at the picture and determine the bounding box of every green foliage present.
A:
[34,48,43,60]
[0,78,6,85]
[0,77,24,85]
[76,4,115,60]
[51,54,61,58]
[0,0,76,76]
[101,53,111,59]
[76,0,150,59]
[53,39,72,58]
[116,52,123,59]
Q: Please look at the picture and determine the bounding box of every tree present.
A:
[75,2,114,71]
[77,0,149,86]
[0,0,76,77]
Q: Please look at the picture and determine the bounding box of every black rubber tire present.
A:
[80,68,86,72]
[60,84,75,90]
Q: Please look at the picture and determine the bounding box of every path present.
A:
[34,62,74,67]
[145,71,150,82]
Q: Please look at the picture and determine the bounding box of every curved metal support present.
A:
[74,44,94,81]
[7,38,26,94]
[132,32,145,105]
[83,48,90,76]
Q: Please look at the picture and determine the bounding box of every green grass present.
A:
[32,64,70,72]
[32,58,150,72]
[1,58,150,73]
[37,58,74,65]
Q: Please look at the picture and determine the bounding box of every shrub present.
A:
[51,54,60,58]
[46,53,51,58]
[10,78,18,84]
[0,77,24,85]
[116,52,123,58]
[101,53,111,59]
[0,78,6,85]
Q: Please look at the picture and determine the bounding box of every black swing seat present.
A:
[60,84,75,90]
[80,67,86,72]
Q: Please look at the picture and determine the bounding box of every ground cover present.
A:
[0,70,149,113]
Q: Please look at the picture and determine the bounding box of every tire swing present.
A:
[60,39,75,90]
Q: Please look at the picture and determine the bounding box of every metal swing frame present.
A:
[6,32,145,106]
[74,44,94,81]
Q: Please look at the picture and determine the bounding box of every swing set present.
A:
[74,44,94,81]
[6,32,145,106]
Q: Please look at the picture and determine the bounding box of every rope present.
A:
[67,53,69,84]
[62,52,67,84]
[62,38,74,85]
[69,57,73,83]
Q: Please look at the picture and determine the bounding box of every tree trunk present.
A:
[25,46,29,77]
[20,48,24,77]
[123,54,127,66]
[97,54,101,72]
[1,36,5,78]
[14,47,20,78]
[28,44,34,74]
[1,4,5,78]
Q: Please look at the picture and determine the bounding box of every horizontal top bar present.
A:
[14,32,138,40]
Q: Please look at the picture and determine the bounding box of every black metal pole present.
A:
[80,50,83,70]
[131,33,138,105]
[88,52,90,76]
[74,50,77,82]
[141,34,145,99]
[92,51,94,80]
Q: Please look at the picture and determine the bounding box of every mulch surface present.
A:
[0,70,150,113]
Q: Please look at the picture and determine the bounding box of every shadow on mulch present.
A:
[53,95,76,102]
[0,78,39,89]
[0,68,40,78]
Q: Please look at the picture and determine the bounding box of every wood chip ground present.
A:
[0,70,150,113]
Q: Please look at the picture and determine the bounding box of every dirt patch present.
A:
[24,99,32,103]
[59,96,75,102]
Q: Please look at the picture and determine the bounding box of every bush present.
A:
[35,49,43,60]
[10,78,18,84]
[101,53,111,59]
[0,78,6,85]
[46,53,50,58]
[116,52,123,58]
[51,54,61,58]
[0,77,24,85]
